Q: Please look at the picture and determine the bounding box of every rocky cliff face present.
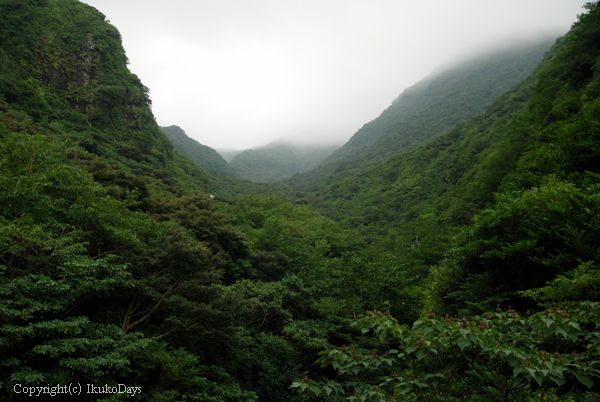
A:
[0,0,213,192]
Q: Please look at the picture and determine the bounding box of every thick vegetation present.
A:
[2,0,600,401]
[296,43,563,274]
[0,1,410,401]
[292,2,600,400]
[295,305,600,401]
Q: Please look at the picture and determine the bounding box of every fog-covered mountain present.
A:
[285,36,556,190]
[227,141,339,182]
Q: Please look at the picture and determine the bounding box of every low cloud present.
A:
[83,0,586,150]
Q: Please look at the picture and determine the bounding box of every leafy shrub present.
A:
[294,304,600,401]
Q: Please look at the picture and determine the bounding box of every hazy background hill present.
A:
[216,148,244,163]
[285,36,557,190]
[160,125,240,178]
[226,141,339,182]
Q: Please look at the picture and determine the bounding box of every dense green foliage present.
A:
[289,31,568,279]
[2,0,600,400]
[290,2,600,399]
[285,37,555,191]
[429,178,600,315]
[0,131,409,401]
[427,1,600,315]
[0,1,399,400]
[295,305,600,401]
[229,142,339,183]
[0,0,184,185]
[0,132,238,400]
[159,125,240,179]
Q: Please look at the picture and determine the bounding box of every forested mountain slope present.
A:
[0,1,391,401]
[3,0,600,400]
[303,43,564,269]
[0,0,214,196]
[285,37,557,190]
[160,125,241,178]
[295,3,600,400]
[229,141,338,182]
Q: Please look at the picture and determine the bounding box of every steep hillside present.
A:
[300,2,600,314]
[229,141,338,182]
[286,36,557,190]
[160,125,240,178]
[0,2,379,401]
[0,0,215,198]
[296,3,600,400]
[305,57,556,268]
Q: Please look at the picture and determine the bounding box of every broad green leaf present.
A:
[555,327,568,338]
[456,338,470,351]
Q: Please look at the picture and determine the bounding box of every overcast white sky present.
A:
[82,0,586,150]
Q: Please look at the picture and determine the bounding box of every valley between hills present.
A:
[1,1,600,401]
